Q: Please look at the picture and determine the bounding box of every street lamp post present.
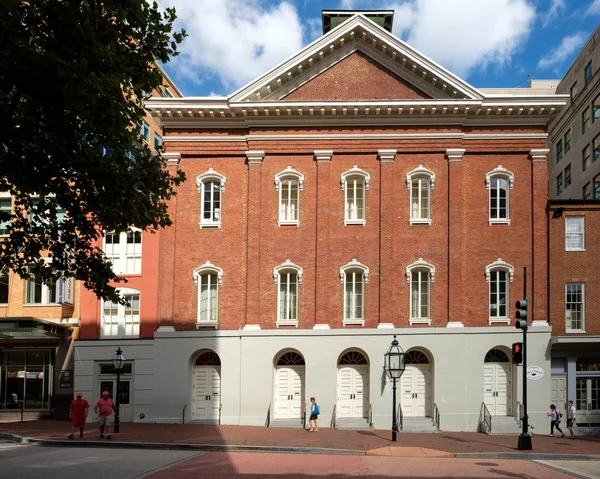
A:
[112,347,125,434]
[384,335,405,442]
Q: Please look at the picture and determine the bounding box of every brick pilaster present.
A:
[245,151,265,327]
[530,149,550,326]
[377,149,397,329]
[314,150,333,329]
[446,148,466,328]
[157,152,181,332]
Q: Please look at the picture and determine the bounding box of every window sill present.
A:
[488,318,511,325]
[343,319,365,326]
[23,303,63,307]
[196,321,218,329]
[199,222,221,229]
[344,219,366,226]
[409,318,432,326]
[409,219,432,225]
[278,220,300,227]
[566,248,585,252]
[276,320,299,328]
[566,329,586,334]
[489,219,511,226]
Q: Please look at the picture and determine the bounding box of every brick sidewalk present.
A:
[2,420,600,456]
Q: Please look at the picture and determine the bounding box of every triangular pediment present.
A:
[230,14,484,103]
[283,51,430,101]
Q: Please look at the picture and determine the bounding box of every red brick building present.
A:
[548,201,600,430]
[76,12,567,431]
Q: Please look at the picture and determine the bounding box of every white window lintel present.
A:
[193,261,223,286]
[275,166,304,192]
[406,258,435,283]
[485,258,514,282]
[406,165,435,190]
[341,165,370,191]
[273,259,303,284]
[340,258,369,283]
[485,165,514,190]
[196,168,226,194]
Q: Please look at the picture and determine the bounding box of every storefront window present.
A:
[0,350,53,409]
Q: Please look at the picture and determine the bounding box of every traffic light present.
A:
[515,299,528,330]
[512,342,523,364]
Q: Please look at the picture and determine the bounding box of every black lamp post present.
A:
[112,347,125,433]
[384,335,405,442]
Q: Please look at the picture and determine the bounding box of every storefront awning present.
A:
[0,317,73,340]
[552,335,600,347]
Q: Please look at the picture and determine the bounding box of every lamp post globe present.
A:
[384,336,405,442]
[111,347,125,433]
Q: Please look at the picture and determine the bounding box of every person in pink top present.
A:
[94,391,117,439]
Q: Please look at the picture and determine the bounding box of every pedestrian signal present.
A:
[512,342,523,364]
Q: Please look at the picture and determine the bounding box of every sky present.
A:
[158,0,600,97]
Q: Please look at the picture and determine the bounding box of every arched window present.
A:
[273,260,302,327]
[339,351,368,365]
[486,166,514,225]
[407,165,435,224]
[103,227,142,274]
[275,167,304,226]
[485,259,514,324]
[340,259,369,326]
[405,350,430,364]
[341,166,370,225]
[193,261,223,326]
[406,258,435,325]
[197,168,226,228]
[195,351,221,366]
[277,351,305,365]
[101,288,141,338]
[485,349,510,363]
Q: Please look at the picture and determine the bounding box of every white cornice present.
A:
[446,148,465,160]
[245,151,265,164]
[529,148,550,159]
[161,152,181,165]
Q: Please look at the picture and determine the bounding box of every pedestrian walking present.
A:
[547,404,564,437]
[10,392,18,408]
[94,391,117,439]
[566,399,577,439]
[308,396,319,432]
[68,392,89,439]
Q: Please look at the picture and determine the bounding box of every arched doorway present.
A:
[337,350,369,418]
[401,350,432,417]
[484,348,512,416]
[274,351,305,420]
[192,351,221,422]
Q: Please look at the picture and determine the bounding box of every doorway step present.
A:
[400,417,438,433]
[188,419,219,425]
[335,417,372,430]
[270,419,305,428]
[486,415,521,435]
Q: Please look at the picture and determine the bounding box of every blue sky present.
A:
[159,0,600,97]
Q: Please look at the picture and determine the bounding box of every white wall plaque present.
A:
[526,365,544,381]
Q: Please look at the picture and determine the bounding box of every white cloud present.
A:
[537,32,587,71]
[542,0,566,27]
[162,0,304,91]
[587,0,600,15]
[340,0,356,8]
[383,0,536,78]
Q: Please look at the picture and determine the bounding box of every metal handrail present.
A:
[516,401,522,427]
[397,403,403,432]
[369,403,374,428]
[331,404,337,429]
[265,403,271,428]
[481,402,492,434]
[433,403,440,429]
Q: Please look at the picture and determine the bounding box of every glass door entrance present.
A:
[97,379,132,422]
[0,350,53,410]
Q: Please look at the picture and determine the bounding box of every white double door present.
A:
[401,365,431,417]
[484,363,511,416]
[274,366,303,419]
[192,366,221,421]
[337,365,368,418]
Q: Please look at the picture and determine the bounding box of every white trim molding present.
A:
[340,258,369,284]
[341,165,370,190]
[485,165,514,190]
[197,168,227,194]
[275,166,304,192]
[446,148,465,161]
[161,152,181,165]
[405,258,436,283]
[273,259,303,284]
[378,149,397,162]
[529,148,550,160]
[314,150,333,161]
[406,165,436,190]
[245,150,265,164]
[193,261,224,286]
[485,258,514,283]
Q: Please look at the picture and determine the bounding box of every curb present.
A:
[455,452,600,461]
[18,436,366,456]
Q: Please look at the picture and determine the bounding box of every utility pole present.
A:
[515,267,532,450]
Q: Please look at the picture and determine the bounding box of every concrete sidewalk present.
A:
[2,420,600,460]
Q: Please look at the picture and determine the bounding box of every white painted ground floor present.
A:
[73,326,552,432]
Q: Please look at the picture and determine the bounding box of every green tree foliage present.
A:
[0,0,186,302]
